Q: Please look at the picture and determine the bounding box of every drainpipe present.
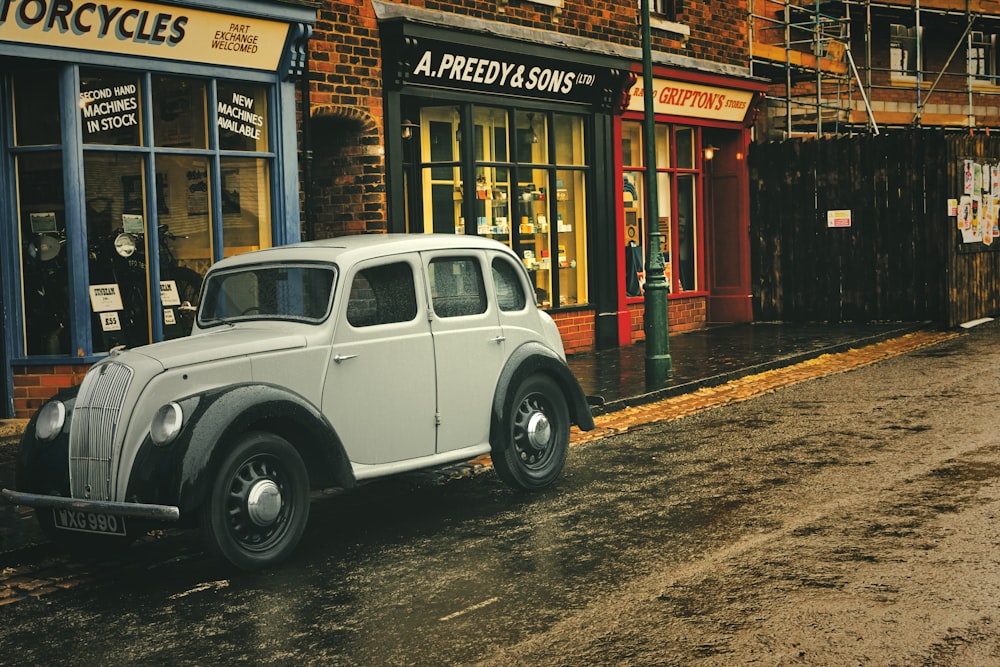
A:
[300,50,315,241]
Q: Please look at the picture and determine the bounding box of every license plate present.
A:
[52,508,127,536]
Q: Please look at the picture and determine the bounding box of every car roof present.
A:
[208,233,521,271]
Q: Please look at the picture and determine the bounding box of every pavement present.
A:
[0,320,946,445]
[568,321,938,415]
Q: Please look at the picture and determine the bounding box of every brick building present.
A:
[0,0,762,418]
[749,0,1000,136]
[304,0,764,355]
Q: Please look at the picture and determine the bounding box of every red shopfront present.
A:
[614,68,765,346]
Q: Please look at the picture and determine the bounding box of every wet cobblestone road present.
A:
[0,329,958,610]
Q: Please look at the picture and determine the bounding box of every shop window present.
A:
[890,24,920,81]
[13,67,60,146]
[621,120,700,296]
[153,76,208,148]
[221,157,273,258]
[217,82,269,152]
[407,103,589,310]
[148,153,210,340]
[676,174,697,291]
[84,152,151,350]
[16,152,69,356]
[420,107,464,235]
[80,69,142,146]
[10,65,277,358]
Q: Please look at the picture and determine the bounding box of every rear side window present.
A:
[429,257,487,318]
[492,257,527,312]
[346,262,418,327]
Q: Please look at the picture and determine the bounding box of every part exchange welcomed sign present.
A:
[0,0,290,70]
[400,38,623,107]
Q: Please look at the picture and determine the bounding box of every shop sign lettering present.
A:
[403,39,614,106]
[211,22,259,54]
[413,51,582,95]
[627,77,756,123]
[0,0,290,71]
[0,0,187,46]
[80,82,138,136]
[217,92,263,140]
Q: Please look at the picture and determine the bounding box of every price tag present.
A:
[160,280,181,306]
[100,312,122,332]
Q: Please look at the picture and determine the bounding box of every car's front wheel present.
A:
[492,374,570,490]
[201,432,310,570]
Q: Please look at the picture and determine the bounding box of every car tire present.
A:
[201,431,310,571]
[492,374,570,490]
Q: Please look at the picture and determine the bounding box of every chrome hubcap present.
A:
[246,479,282,527]
[526,412,551,451]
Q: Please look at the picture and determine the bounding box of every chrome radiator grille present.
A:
[69,361,133,501]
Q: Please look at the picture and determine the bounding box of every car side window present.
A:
[429,257,487,318]
[492,257,528,312]
[346,262,418,327]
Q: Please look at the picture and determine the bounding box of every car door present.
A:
[423,250,506,454]
[323,255,437,466]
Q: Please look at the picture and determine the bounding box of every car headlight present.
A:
[151,402,184,447]
[35,400,66,441]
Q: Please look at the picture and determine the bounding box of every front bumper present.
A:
[1,488,180,522]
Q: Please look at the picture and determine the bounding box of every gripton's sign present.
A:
[0,0,289,70]
[403,39,622,107]
[627,77,755,124]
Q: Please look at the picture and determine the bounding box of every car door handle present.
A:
[491,336,506,344]
[333,354,358,363]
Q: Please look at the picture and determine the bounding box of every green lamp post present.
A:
[640,0,672,383]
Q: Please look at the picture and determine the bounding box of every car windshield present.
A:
[198,262,337,326]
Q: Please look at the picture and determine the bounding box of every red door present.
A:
[705,132,752,322]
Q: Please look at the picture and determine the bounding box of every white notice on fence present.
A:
[827,209,852,228]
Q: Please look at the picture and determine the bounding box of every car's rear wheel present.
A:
[201,432,309,570]
[492,374,569,490]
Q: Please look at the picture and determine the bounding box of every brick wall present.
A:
[550,309,596,355]
[308,0,388,238]
[12,364,90,419]
[626,295,707,343]
[551,296,708,356]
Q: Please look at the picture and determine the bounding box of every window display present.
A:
[17,152,68,356]
[621,120,701,295]
[12,67,276,357]
[410,104,589,309]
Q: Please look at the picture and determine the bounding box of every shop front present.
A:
[377,3,633,353]
[615,68,765,345]
[1,0,316,418]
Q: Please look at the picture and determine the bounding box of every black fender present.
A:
[489,342,595,450]
[126,383,356,522]
[13,386,79,498]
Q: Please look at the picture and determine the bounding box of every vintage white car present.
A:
[2,234,594,569]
